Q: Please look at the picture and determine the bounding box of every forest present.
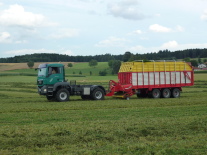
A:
[0,48,207,63]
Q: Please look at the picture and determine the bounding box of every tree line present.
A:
[0,48,207,63]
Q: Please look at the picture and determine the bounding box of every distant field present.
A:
[0,62,74,71]
[0,62,111,76]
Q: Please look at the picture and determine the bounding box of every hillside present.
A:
[0,62,111,76]
[0,62,74,72]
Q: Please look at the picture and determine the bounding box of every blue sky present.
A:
[0,0,207,58]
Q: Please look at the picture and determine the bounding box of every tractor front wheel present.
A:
[55,88,69,102]
[46,95,55,101]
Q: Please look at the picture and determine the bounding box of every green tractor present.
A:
[36,63,105,102]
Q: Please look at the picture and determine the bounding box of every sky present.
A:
[0,0,207,58]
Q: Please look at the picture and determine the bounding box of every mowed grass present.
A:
[0,73,207,154]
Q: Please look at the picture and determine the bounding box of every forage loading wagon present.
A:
[106,60,194,99]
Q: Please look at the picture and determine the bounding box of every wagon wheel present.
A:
[171,88,180,98]
[149,89,161,98]
[162,88,171,98]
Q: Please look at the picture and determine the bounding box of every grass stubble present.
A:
[0,77,207,154]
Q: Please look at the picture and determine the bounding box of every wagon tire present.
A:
[55,88,69,102]
[171,88,180,98]
[91,88,104,100]
[162,88,171,98]
[137,89,148,98]
[150,89,161,98]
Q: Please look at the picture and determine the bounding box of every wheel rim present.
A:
[153,92,158,97]
[95,91,102,99]
[59,92,67,100]
[174,90,179,97]
[152,89,160,98]
[163,89,170,98]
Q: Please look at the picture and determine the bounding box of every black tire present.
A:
[91,88,104,100]
[46,95,55,101]
[81,95,91,100]
[55,88,69,102]
[137,89,148,98]
[162,88,171,98]
[150,89,161,98]
[171,88,180,98]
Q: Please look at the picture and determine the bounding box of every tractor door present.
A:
[47,66,64,85]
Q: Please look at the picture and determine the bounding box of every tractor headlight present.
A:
[44,89,47,92]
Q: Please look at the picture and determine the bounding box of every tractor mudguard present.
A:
[53,82,71,91]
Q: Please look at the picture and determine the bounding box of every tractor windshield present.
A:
[38,68,47,77]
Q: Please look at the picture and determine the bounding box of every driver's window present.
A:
[51,67,59,74]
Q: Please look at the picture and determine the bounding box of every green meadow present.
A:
[2,62,111,76]
[0,63,207,154]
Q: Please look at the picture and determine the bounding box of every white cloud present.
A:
[128,29,143,35]
[0,4,56,28]
[108,0,145,20]
[59,49,74,55]
[50,28,79,39]
[176,25,184,32]
[0,32,12,43]
[161,41,178,49]
[15,40,28,44]
[149,24,172,33]
[129,45,145,52]
[154,13,161,17]
[95,36,128,47]
[5,49,56,56]
[134,30,142,34]
[129,41,207,54]
[201,9,207,20]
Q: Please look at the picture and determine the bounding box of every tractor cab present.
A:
[36,63,65,87]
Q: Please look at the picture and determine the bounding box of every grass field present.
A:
[0,64,207,154]
[1,62,111,76]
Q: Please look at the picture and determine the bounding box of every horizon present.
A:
[1,48,207,59]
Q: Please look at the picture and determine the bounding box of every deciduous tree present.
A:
[27,61,34,69]
[89,59,98,67]
[68,63,73,67]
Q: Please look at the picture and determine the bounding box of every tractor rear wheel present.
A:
[91,88,104,100]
